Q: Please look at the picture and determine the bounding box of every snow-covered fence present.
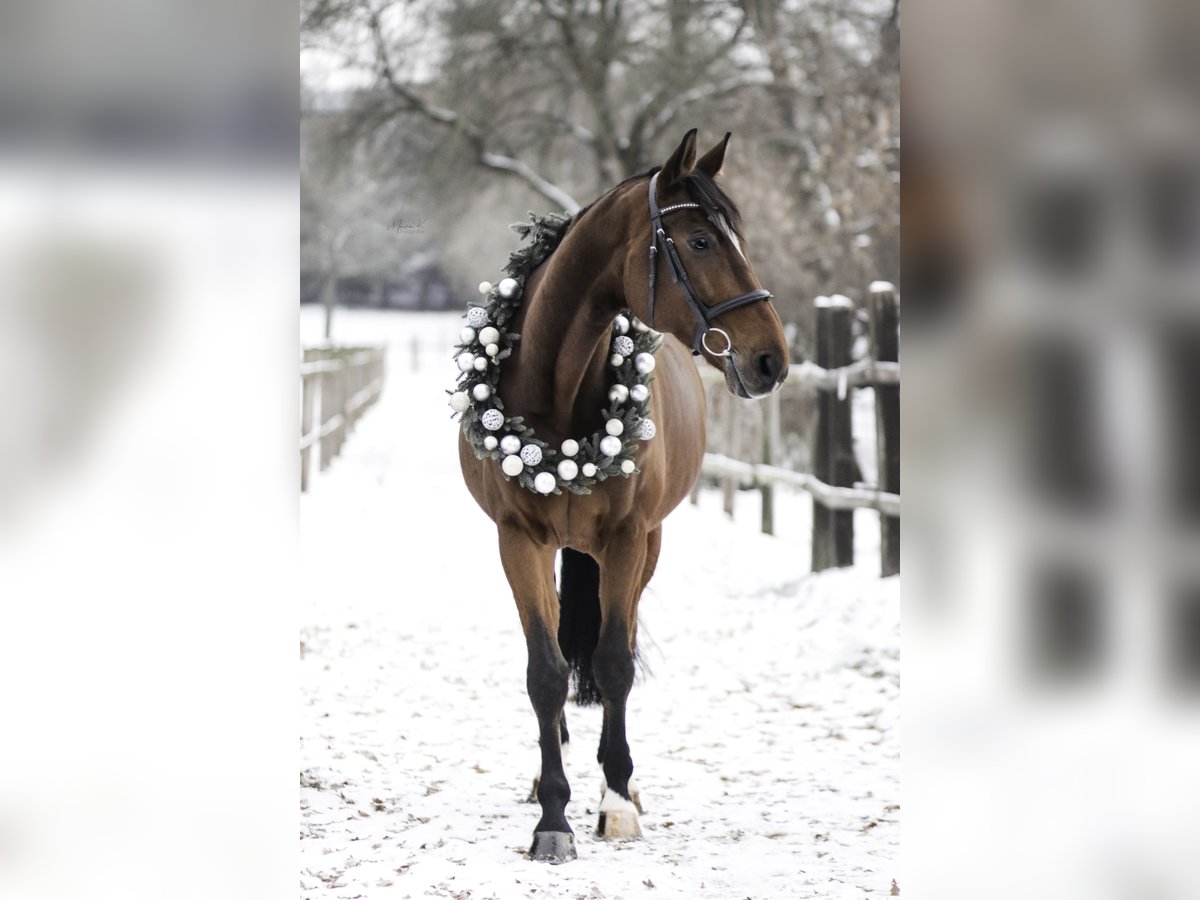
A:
[698,282,900,576]
[300,345,387,491]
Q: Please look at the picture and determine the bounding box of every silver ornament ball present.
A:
[483,435,499,450]
[501,455,524,477]
[449,391,470,413]
[473,356,488,372]
[534,472,556,494]
[481,409,504,431]
[478,281,493,295]
[608,384,629,404]
[460,326,477,344]
[610,354,625,367]
[457,353,475,373]
[557,459,578,481]
[560,439,579,457]
[478,326,500,345]
[634,352,656,374]
[498,277,519,299]
[582,462,597,477]
[613,314,630,335]
[605,418,624,436]
[630,384,650,403]
[600,435,622,457]
[485,342,500,357]
[621,459,636,474]
[472,383,491,402]
[500,435,522,455]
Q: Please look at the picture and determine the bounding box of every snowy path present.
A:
[300,310,899,899]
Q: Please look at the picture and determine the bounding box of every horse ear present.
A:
[696,132,732,178]
[660,128,699,187]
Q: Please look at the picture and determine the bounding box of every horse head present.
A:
[622,129,789,399]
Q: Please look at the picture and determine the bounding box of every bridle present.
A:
[646,170,774,357]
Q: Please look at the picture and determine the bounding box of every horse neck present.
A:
[508,193,636,442]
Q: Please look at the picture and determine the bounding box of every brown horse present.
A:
[458,129,788,862]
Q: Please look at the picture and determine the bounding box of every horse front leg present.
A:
[498,528,576,863]
[592,527,651,840]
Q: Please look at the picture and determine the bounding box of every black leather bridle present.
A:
[646,170,774,357]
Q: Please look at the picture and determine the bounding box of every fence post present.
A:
[811,295,856,571]
[761,390,781,535]
[870,281,900,576]
[318,349,334,471]
[722,395,737,518]
[301,371,313,492]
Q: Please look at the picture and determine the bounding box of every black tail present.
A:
[557,548,603,705]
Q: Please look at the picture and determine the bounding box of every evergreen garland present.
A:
[447,211,662,496]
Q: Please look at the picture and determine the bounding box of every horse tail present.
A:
[557,548,603,706]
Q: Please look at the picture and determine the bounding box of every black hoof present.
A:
[529,830,577,863]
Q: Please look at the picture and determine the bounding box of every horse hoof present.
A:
[595,792,642,841]
[530,830,577,863]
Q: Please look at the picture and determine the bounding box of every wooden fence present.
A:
[300,345,387,491]
[697,282,900,576]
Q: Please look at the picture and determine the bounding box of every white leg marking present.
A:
[596,783,642,840]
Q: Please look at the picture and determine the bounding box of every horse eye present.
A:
[688,236,710,251]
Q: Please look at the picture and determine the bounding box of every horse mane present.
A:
[502,165,745,284]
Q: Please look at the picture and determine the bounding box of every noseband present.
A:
[646,170,773,356]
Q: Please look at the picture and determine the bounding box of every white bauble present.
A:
[485,342,500,357]
[600,435,622,457]
[631,317,650,333]
[582,462,597,477]
[473,356,488,372]
[472,383,491,402]
[478,281,493,295]
[613,314,630,335]
[519,444,543,467]
[605,418,624,436]
[560,439,579,457]
[608,384,629,404]
[478,326,500,345]
[634,352,656,374]
[467,307,489,328]
[449,391,471,412]
[457,353,475,373]
[498,277,519,299]
[534,471,556,494]
[557,459,578,481]
[500,435,522,455]
[481,409,504,431]
[610,354,625,367]
[483,435,499,450]
[634,418,657,440]
[612,335,635,357]
[621,459,636,474]
[502,455,524,477]
[630,384,650,403]
[460,326,477,344]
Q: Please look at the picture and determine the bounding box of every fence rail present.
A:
[300,344,387,491]
[697,281,900,576]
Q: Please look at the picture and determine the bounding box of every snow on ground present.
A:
[300,308,899,899]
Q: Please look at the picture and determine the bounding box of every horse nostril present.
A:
[754,351,781,383]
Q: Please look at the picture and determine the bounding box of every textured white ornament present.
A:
[472,383,491,402]
[485,342,500,357]
[457,353,476,373]
[534,472,556,494]
[500,435,521,455]
[582,462,597,477]
[498,277,519,299]
[557,459,578,481]
[560,439,579,457]
[600,435,622,457]
[605,418,624,436]
[635,352,656,374]
[613,314,630,335]
[481,409,504,431]
[621,459,636,474]
[519,444,543,466]
[473,356,489,372]
[610,354,625,367]
[467,307,488,328]
[630,384,650,403]
[634,418,657,440]
[608,384,629,404]
[478,281,493,295]
[501,455,524,477]
[483,435,498,450]
[478,326,500,345]
[449,391,470,413]
[460,326,477,343]
[612,335,635,357]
